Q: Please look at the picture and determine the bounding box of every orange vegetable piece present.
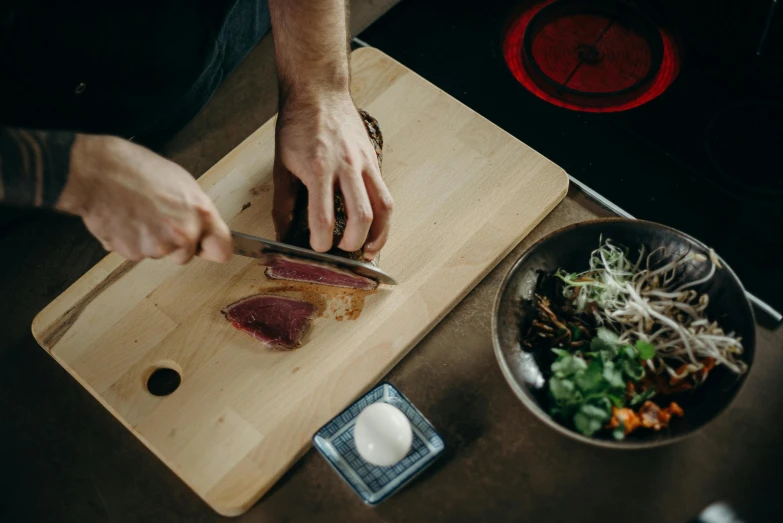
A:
[638,401,684,430]
[607,407,642,436]
[697,358,716,382]
[639,401,669,430]
[665,401,684,418]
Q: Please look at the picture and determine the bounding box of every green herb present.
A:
[630,387,656,406]
[551,351,588,376]
[547,326,652,439]
[590,328,621,359]
[635,340,656,360]
[606,393,625,408]
[601,360,625,388]
[621,357,646,381]
[597,327,620,345]
[549,376,577,402]
[574,359,603,393]
[621,345,637,360]
[574,404,611,437]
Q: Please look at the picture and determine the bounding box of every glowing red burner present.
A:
[503,0,681,112]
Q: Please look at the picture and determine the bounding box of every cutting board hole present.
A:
[147,367,181,397]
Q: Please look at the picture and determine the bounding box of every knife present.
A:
[230,230,398,286]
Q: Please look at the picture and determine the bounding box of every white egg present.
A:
[353,402,413,467]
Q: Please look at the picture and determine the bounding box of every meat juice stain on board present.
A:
[261,279,373,322]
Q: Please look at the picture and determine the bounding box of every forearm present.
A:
[268,0,350,101]
[268,1,393,256]
[0,127,76,207]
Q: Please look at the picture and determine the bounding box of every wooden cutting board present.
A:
[32,48,568,516]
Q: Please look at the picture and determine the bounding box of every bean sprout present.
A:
[555,239,746,381]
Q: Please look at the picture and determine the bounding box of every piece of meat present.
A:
[608,400,685,436]
[607,407,642,436]
[639,400,684,430]
[666,401,684,418]
[222,295,317,350]
[639,401,670,430]
[283,109,384,261]
[264,254,378,291]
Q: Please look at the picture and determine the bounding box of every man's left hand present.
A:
[271,91,393,260]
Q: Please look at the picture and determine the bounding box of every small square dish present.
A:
[313,382,445,505]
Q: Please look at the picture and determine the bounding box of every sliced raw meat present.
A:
[264,255,378,291]
[222,295,317,350]
[284,109,384,261]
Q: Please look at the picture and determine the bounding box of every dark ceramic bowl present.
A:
[492,218,756,449]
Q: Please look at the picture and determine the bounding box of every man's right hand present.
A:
[56,134,232,264]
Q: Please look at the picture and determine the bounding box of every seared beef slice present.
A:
[264,254,378,291]
[283,109,384,261]
[222,295,317,350]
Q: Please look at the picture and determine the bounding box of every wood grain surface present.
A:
[31,48,568,516]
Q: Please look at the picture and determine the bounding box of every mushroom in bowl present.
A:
[492,219,755,449]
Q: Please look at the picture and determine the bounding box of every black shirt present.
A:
[0,0,271,206]
[0,0,270,140]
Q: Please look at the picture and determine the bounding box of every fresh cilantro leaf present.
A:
[549,377,576,402]
[635,340,656,360]
[630,387,656,406]
[590,336,608,352]
[547,328,654,440]
[602,360,625,388]
[621,345,637,360]
[574,359,604,393]
[573,404,611,437]
[593,396,613,413]
[599,349,616,363]
[571,325,582,340]
[606,393,625,408]
[621,358,645,381]
[581,403,611,421]
[573,412,603,436]
[596,327,620,345]
[551,352,588,376]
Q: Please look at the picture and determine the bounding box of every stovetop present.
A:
[359,0,783,312]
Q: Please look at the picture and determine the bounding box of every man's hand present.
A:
[56,134,232,264]
[272,91,393,258]
[268,0,393,260]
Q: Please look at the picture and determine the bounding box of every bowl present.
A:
[492,218,756,449]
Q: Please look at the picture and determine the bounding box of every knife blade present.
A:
[230,230,397,286]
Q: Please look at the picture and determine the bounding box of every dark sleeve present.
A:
[0,127,77,207]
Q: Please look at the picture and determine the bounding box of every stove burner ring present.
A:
[503,0,680,112]
[704,101,783,197]
[522,0,665,98]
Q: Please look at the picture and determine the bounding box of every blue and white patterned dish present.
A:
[313,382,445,505]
